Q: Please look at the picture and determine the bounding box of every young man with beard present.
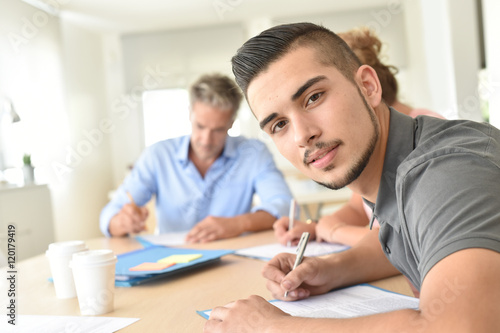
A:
[204,23,500,332]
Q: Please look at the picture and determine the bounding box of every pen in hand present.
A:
[287,199,296,247]
[284,231,310,298]
[126,191,147,232]
[126,191,137,208]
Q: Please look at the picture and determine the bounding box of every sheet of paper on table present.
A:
[197,284,419,319]
[270,284,419,318]
[235,241,349,261]
[0,315,139,333]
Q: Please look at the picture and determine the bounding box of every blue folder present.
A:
[115,245,233,287]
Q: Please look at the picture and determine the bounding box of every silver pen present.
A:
[284,231,310,298]
[287,199,295,247]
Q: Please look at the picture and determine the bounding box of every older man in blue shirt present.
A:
[100,73,293,242]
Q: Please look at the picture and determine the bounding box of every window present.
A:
[142,89,241,148]
[142,89,191,147]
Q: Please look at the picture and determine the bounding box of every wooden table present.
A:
[13,231,413,332]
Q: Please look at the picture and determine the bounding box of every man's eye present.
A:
[271,120,288,134]
[306,92,322,106]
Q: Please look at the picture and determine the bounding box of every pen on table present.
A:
[287,199,296,247]
[284,231,310,298]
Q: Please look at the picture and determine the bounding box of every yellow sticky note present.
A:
[129,262,175,272]
[158,254,202,264]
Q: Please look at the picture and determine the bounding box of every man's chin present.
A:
[314,179,346,191]
[310,170,356,191]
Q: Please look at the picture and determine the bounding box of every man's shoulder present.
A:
[148,136,187,150]
[416,119,500,160]
[142,136,188,160]
[391,119,500,184]
[229,136,268,152]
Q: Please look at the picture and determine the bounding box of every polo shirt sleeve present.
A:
[400,150,500,285]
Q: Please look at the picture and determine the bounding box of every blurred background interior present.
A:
[0,0,499,261]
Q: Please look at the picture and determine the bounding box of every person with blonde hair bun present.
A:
[274,27,444,255]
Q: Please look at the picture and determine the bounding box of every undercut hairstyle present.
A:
[338,27,398,105]
[231,22,363,97]
[189,73,243,119]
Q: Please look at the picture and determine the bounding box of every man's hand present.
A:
[108,203,148,237]
[273,217,316,246]
[204,295,291,332]
[262,253,338,301]
[185,216,244,243]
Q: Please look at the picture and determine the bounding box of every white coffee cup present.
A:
[46,240,88,299]
[70,249,117,316]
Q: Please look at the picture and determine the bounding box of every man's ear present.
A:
[355,65,383,107]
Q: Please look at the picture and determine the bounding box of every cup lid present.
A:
[46,240,87,256]
[71,249,117,266]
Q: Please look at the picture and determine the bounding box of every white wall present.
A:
[0,0,67,172]
[482,0,500,128]
[403,0,482,120]
[0,0,67,240]
[0,0,114,242]
[54,19,114,240]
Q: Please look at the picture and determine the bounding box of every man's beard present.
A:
[316,87,380,190]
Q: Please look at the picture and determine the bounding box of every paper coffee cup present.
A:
[46,241,88,299]
[70,249,117,316]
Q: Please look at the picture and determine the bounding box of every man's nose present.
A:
[293,114,320,147]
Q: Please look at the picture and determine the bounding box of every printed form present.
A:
[271,284,419,318]
[198,284,419,319]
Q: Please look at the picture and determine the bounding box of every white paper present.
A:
[199,284,419,319]
[271,285,419,318]
[136,231,189,247]
[235,241,349,261]
[0,315,139,333]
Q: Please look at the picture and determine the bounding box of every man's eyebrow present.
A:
[291,75,327,101]
[259,112,278,130]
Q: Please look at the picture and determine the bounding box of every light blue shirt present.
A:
[100,135,293,237]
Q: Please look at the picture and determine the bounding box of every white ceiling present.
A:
[33,0,389,34]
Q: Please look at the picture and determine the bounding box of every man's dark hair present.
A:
[231,22,362,96]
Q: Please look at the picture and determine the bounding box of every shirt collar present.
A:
[372,107,416,231]
[221,136,238,159]
[175,135,191,166]
[175,135,237,167]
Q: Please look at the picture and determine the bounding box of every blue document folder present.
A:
[115,245,233,287]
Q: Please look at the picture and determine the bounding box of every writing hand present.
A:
[109,203,148,237]
[273,217,316,246]
[204,295,291,332]
[262,253,336,301]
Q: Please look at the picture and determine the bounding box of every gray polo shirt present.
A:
[366,108,500,291]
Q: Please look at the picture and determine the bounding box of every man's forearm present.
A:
[240,210,276,232]
[326,229,400,288]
